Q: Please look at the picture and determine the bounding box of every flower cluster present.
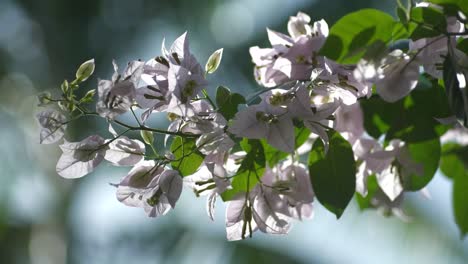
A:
[36,2,468,241]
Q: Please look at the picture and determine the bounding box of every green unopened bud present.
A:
[205,48,223,74]
[61,80,69,94]
[80,89,96,103]
[76,58,95,82]
[140,130,154,145]
[37,92,52,106]
[58,100,75,113]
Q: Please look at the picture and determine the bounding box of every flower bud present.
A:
[61,80,69,94]
[140,130,154,146]
[205,48,223,74]
[80,89,96,103]
[76,58,95,82]
[37,92,52,106]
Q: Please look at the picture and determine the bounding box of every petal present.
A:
[228,106,268,139]
[267,118,295,153]
[104,137,145,166]
[144,197,171,217]
[159,170,183,208]
[267,28,293,47]
[170,31,189,63]
[56,135,106,178]
[376,51,420,102]
[376,166,403,201]
[36,109,67,144]
[253,194,291,235]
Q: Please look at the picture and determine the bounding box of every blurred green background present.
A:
[0,0,467,263]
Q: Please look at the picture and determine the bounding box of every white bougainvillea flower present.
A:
[162,32,205,74]
[167,63,208,105]
[196,128,235,156]
[104,138,145,166]
[96,60,144,119]
[264,162,315,220]
[96,79,136,119]
[116,161,183,218]
[166,101,228,147]
[56,135,106,178]
[145,169,183,217]
[184,162,230,221]
[313,82,358,106]
[267,83,339,152]
[320,59,372,99]
[409,16,463,79]
[229,102,295,153]
[250,18,329,88]
[352,137,378,196]
[250,45,288,87]
[252,189,292,235]
[135,84,170,122]
[162,32,189,66]
[303,101,340,152]
[370,189,411,222]
[355,139,424,201]
[354,50,420,103]
[136,56,172,122]
[103,124,145,166]
[116,161,164,208]
[36,109,67,144]
[272,36,326,83]
[155,32,209,115]
[225,185,292,241]
[141,56,170,89]
[335,103,365,145]
[225,151,246,175]
[226,194,258,241]
[287,12,313,39]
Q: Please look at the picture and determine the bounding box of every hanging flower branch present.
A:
[36,0,468,240]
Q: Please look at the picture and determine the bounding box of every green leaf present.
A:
[392,22,412,40]
[362,75,451,142]
[262,126,311,167]
[400,139,441,191]
[428,0,468,16]
[440,143,467,179]
[361,96,403,138]
[409,6,447,40]
[457,38,468,55]
[170,137,204,177]
[215,86,246,120]
[308,130,356,218]
[205,48,223,74]
[76,58,95,82]
[397,6,408,25]
[453,166,468,237]
[386,77,451,142]
[440,142,468,236]
[221,139,265,201]
[319,9,395,64]
[443,54,468,127]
